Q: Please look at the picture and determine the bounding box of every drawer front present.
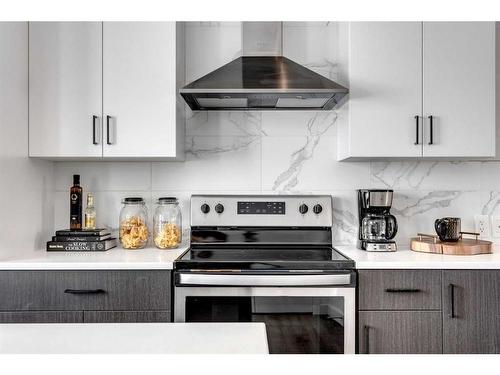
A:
[0,270,170,311]
[0,311,83,323]
[358,270,441,310]
[83,310,170,323]
[359,311,442,354]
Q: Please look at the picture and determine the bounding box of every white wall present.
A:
[0,22,54,255]
[50,22,500,247]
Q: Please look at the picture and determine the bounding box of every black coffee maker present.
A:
[357,189,398,252]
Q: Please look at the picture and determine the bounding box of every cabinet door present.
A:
[359,311,442,354]
[0,311,82,323]
[423,22,495,157]
[29,22,103,158]
[346,22,423,158]
[84,311,170,323]
[443,270,500,354]
[102,22,181,158]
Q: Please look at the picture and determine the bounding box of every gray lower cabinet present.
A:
[442,270,500,354]
[358,270,442,310]
[83,311,170,323]
[359,311,442,354]
[0,311,83,323]
[359,269,500,354]
[0,270,171,324]
[357,270,443,354]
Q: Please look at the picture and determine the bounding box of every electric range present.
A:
[174,195,356,354]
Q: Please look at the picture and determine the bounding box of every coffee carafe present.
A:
[357,189,398,252]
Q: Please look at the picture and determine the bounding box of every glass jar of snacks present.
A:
[153,197,182,249]
[119,197,149,249]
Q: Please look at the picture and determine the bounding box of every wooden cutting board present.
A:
[410,233,492,255]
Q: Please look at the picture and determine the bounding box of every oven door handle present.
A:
[177,273,351,286]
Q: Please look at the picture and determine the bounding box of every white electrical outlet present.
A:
[474,215,491,239]
[491,216,500,238]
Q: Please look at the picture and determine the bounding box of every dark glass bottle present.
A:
[70,174,83,229]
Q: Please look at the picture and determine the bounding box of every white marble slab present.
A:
[336,246,500,269]
[0,323,269,354]
[0,246,188,270]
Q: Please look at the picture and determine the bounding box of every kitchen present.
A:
[1,0,500,371]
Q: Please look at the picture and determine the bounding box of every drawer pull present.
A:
[384,288,422,293]
[64,289,106,295]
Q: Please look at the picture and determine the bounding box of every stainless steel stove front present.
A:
[174,271,356,354]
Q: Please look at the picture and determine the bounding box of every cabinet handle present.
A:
[363,325,370,354]
[414,115,420,145]
[428,115,434,145]
[106,116,115,145]
[92,115,100,145]
[64,289,106,295]
[448,283,456,318]
[385,288,422,293]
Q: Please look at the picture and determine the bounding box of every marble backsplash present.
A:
[52,22,500,246]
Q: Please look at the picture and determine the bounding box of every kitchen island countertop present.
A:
[336,245,500,269]
[0,322,269,354]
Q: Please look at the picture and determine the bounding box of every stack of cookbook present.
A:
[46,228,117,251]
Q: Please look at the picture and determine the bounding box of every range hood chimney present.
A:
[180,22,349,111]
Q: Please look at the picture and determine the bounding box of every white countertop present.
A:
[0,322,269,354]
[0,245,188,270]
[336,246,500,269]
[2,243,500,270]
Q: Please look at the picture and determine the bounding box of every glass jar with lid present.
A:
[153,197,182,249]
[119,197,149,249]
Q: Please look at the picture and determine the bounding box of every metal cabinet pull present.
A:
[414,115,420,145]
[385,288,422,293]
[64,289,106,295]
[448,284,456,318]
[428,115,434,145]
[106,115,115,145]
[92,115,101,145]
[364,325,370,354]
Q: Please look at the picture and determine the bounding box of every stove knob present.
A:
[299,204,309,214]
[313,204,323,214]
[200,204,210,214]
[215,203,224,214]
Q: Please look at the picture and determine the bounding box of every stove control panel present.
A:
[238,201,285,215]
[192,195,332,227]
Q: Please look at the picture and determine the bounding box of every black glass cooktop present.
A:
[175,247,355,271]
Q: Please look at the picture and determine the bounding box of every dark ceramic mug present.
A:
[434,217,461,242]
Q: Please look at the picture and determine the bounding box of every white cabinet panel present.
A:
[29,22,103,158]
[423,22,495,157]
[102,22,182,158]
[343,22,423,158]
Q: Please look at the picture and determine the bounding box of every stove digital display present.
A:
[237,201,285,215]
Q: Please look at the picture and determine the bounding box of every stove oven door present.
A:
[174,272,355,354]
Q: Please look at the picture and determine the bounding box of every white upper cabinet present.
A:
[29,22,103,158]
[102,22,183,158]
[337,22,423,159]
[337,21,496,160]
[29,22,184,160]
[422,22,495,157]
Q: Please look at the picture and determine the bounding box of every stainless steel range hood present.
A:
[180,22,348,111]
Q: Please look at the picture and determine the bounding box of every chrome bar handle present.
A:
[92,115,101,145]
[178,273,351,286]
